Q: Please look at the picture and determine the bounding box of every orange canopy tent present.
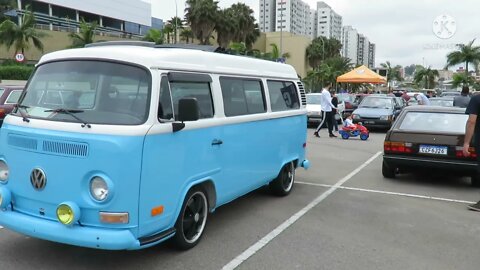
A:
[336,65,386,84]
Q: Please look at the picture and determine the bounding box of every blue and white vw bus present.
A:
[0,42,309,250]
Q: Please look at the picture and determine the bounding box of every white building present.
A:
[16,0,153,36]
[368,43,376,69]
[357,34,370,67]
[259,0,316,38]
[341,26,358,64]
[316,1,342,41]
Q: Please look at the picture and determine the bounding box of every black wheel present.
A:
[382,161,396,178]
[270,162,295,196]
[172,188,208,250]
[471,175,480,187]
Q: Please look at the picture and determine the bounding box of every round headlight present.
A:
[90,177,109,202]
[0,160,9,183]
[57,204,74,225]
[352,114,360,120]
[380,115,389,120]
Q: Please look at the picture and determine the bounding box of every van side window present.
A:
[169,81,214,120]
[220,77,266,117]
[267,80,300,112]
[159,76,174,121]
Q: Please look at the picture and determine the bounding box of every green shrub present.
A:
[0,65,34,80]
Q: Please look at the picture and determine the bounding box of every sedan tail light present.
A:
[455,146,477,159]
[384,141,413,154]
[0,109,5,119]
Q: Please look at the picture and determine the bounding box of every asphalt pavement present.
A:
[1,128,480,270]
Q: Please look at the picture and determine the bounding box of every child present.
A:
[344,114,354,128]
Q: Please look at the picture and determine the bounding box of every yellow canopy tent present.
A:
[336,65,386,84]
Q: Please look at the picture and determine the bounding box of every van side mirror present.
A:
[172,98,200,132]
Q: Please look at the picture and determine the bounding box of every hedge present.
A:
[0,65,34,80]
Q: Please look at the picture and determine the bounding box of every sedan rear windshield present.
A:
[359,97,393,109]
[16,61,151,125]
[399,112,468,133]
[306,94,321,105]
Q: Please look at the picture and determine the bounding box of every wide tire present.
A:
[382,161,396,178]
[172,188,208,250]
[270,162,295,196]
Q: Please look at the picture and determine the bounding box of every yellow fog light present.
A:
[56,202,80,225]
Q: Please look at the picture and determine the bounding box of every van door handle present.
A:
[211,139,223,146]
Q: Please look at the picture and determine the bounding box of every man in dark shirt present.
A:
[454,86,471,108]
[463,94,480,210]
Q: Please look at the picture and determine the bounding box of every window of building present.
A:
[103,16,122,30]
[267,81,300,112]
[51,5,76,20]
[23,0,49,15]
[220,77,266,117]
[78,11,99,23]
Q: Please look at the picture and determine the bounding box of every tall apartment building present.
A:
[357,34,370,67]
[368,43,376,69]
[341,26,358,64]
[316,1,342,41]
[259,0,315,38]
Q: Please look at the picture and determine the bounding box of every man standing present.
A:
[463,93,480,210]
[313,83,337,138]
[454,86,471,108]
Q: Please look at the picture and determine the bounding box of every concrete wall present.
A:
[252,32,311,78]
[0,29,136,62]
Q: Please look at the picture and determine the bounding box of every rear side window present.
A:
[0,89,4,99]
[169,81,214,120]
[5,90,22,104]
[220,77,266,117]
[399,112,467,133]
[267,80,300,112]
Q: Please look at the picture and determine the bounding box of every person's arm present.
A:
[463,114,477,156]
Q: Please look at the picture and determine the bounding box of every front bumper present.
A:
[384,154,477,174]
[0,209,140,250]
[307,114,323,123]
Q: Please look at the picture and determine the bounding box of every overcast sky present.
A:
[144,0,479,69]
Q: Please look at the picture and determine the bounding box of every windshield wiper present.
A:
[44,108,91,128]
[14,104,31,123]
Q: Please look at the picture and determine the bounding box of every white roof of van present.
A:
[39,45,299,80]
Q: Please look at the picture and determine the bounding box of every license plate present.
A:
[419,145,448,155]
[364,120,375,124]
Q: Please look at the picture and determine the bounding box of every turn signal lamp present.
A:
[100,212,129,224]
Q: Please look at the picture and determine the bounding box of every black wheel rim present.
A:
[182,192,207,244]
[281,162,294,191]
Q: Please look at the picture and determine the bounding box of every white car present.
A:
[306,93,323,125]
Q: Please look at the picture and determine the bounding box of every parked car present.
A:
[352,93,369,111]
[428,97,454,107]
[306,93,323,125]
[0,85,24,126]
[440,91,461,97]
[382,106,478,186]
[336,93,354,117]
[351,95,403,129]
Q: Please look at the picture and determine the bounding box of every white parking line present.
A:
[222,151,382,270]
[297,181,476,204]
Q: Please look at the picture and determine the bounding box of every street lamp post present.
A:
[174,0,178,44]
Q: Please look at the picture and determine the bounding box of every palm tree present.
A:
[304,56,352,91]
[0,6,46,56]
[228,42,246,55]
[230,3,256,44]
[68,19,97,48]
[446,39,480,75]
[306,37,342,69]
[142,28,164,45]
[269,43,290,61]
[167,16,183,44]
[180,28,194,44]
[244,23,260,50]
[185,0,219,45]
[452,73,476,88]
[215,8,236,48]
[414,67,439,89]
[163,24,174,44]
[380,61,403,87]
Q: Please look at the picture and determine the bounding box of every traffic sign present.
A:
[15,53,25,62]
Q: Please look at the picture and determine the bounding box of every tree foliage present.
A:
[68,19,97,48]
[414,67,439,89]
[185,0,219,45]
[306,37,342,69]
[380,61,403,82]
[0,6,46,55]
[446,39,480,74]
[142,28,165,45]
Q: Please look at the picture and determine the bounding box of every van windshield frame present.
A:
[14,60,152,125]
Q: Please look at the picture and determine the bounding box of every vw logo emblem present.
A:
[30,168,47,191]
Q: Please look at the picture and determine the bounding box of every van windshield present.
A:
[16,61,151,125]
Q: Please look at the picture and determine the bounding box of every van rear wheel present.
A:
[172,188,208,250]
[270,162,295,196]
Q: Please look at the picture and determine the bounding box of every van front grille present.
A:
[297,81,307,106]
[8,135,38,150]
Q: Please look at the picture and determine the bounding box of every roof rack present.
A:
[155,44,220,52]
[85,41,155,48]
